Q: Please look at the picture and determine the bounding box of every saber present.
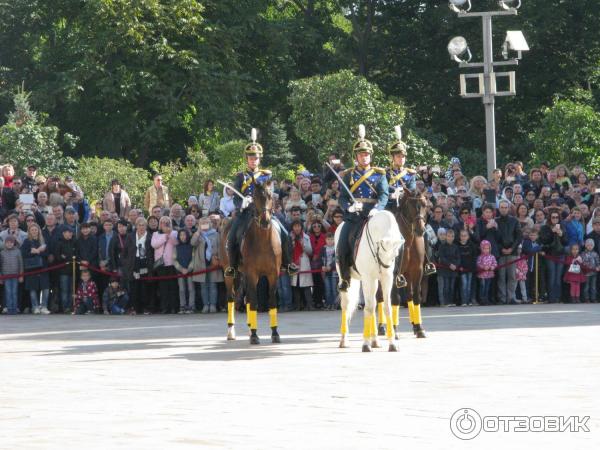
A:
[217,180,245,200]
[326,162,357,204]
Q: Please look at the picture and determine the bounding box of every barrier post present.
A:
[72,256,77,312]
[532,253,540,304]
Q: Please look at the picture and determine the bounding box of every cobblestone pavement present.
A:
[1,304,599,449]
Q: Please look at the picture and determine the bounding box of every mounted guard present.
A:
[224,129,298,279]
[337,124,390,292]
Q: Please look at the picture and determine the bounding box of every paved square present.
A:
[1,304,599,449]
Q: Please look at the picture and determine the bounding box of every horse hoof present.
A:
[227,326,236,340]
[377,325,386,336]
[339,340,349,348]
[271,334,281,344]
[250,335,260,345]
[394,333,400,341]
[413,324,426,338]
[388,343,398,352]
[371,340,381,349]
[362,344,372,352]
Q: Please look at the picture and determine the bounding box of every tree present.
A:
[262,116,296,177]
[0,1,258,164]
[289,70,405,164]
[289,70,443,167]
[0,89,76,175]
[529,96,600,173]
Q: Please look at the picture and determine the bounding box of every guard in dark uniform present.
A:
[386,127,436,277]
[337,125,389,292]
[225,130,298,278]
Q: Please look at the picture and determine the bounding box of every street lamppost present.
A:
[447,0,529,178]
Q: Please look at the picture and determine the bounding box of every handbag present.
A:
[568,263,581,274]
[24,255,43,270]
[153,239,168,270]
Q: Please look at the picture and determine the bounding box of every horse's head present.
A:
[399,191,428,236]
[253,180,273,229]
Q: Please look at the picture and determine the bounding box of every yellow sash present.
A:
[389,169,406,185]
[349,169,375,194]
[241,171,261,193]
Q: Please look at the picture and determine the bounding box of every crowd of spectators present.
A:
[1,157,600,316]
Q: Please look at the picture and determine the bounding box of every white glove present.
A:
[241,196,253,210]
[368,208,378,218]
[391,188,403,200]
[348,202,363,213]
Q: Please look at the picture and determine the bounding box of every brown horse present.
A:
[225,181,282,345]
[392,191,429,338]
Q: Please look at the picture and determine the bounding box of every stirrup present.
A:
[338,280,349,292]
[287,263,299,276]
[424,263,436,276]
[395,274,407,289]
[224,267,236,278]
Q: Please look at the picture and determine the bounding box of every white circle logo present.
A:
[450,408,482,440]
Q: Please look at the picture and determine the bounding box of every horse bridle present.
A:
[398,180,427,234]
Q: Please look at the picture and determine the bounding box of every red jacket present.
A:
[74,280,100,310]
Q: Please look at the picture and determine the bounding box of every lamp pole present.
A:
[453,9,519,178]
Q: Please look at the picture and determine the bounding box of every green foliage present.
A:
[0,0,256,164]
[0,89,76,175]
[262,116,295,177]
[150,146,221,205]
[530,97,600,173]
[74,157,151,207]
[210,140,247,180]
[289,70,407,163]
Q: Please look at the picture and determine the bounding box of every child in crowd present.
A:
[74,269,99,314]
[437,228,460,306]
[581,238,599,303]
[173,229,195,314]
[457,229,477,306]
[320,232,338,310]
[563,244,586,303]
[515,244,529,303]
[477,240,497,305]
[102,277,130,314]
[0,235,24,314]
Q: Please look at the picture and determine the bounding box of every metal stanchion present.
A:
[71,256,77,313]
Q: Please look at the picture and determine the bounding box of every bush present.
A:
[75,157,151,208]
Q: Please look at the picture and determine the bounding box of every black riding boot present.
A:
[395,244,407,288]
[424,233,436,276]
[279,228,299,276]
[225,218,241,278]
[337,223,353,292]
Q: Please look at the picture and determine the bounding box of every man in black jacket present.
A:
[496,200,522,304]
[76,223,99,270]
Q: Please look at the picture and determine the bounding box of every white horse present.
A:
[335,210,404,352]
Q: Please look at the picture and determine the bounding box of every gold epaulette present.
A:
[405,168,416,174]
[373,167,386,175]
[339,168,352,177]
[260,169,272,175]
